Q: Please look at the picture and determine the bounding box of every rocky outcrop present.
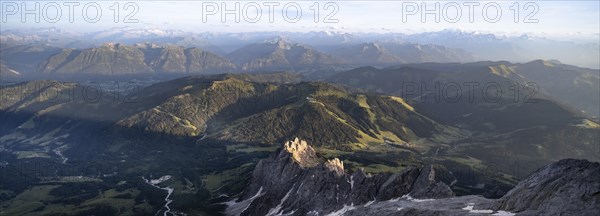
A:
[324,158,345,177]
[410,164,455,199]
[283,138,320,168]
[341,159,600,216]
[225,138,453,216]
[494,159,600,216]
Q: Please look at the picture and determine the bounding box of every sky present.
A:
[1,0,599,40]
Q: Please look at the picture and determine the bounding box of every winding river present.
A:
[143,175,180,216]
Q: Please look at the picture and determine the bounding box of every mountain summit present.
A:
[226,39,342,71]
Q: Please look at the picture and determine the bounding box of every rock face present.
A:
[409,164,455,199]
[342,159,600,216]
[225,138,454,216]
[494,159,600,216]
[344,195,495,216]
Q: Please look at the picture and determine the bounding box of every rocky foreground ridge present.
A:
[225,138,600,216]
[345,158,600,216]
[492,158,600,215]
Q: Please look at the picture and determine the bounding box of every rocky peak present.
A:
[227,139,454,216]
[101,42,120,49]
[264,36,290,49]
[324,158,344,176]
[275,38,288,49]
[283,137,320,168]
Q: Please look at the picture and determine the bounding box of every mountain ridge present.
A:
[36,43,236,75]
[331,42,476,66]
[226,39,342,71]
[343,159,600,216]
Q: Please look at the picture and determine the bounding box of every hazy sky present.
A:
[1,1,599,40]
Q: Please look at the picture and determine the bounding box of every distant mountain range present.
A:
[402,30,600,68]
[226,39,342,71]
[37,43,236,75]
[0,38,475,76]
[2,27,598,68]
[331,42,475,66]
